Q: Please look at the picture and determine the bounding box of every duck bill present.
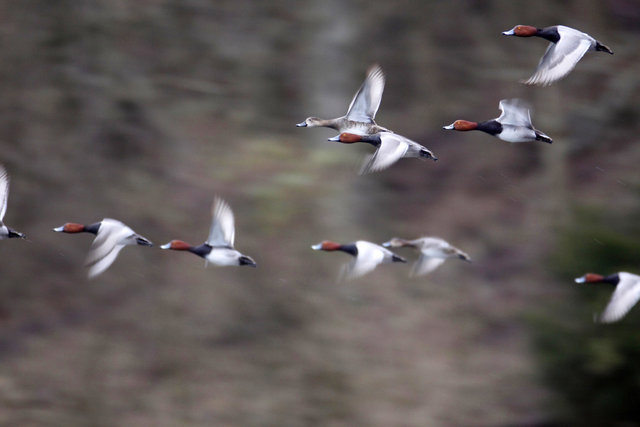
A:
[442,123,455,130]
[327,135,340,142]
[160,242,172,249]
[53,225,65,232]
[381,241,392,248]
[574,276,587,283]
[502,29,515,36]
[296,121,307,127]
[311,243,323,250]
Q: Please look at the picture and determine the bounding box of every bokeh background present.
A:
[1,0,639,425]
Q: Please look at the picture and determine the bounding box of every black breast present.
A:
[339,243,358,257]
[476,120,503,136]
[538,26,560,43]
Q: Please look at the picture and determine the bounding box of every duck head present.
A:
[327,133,369,143]
[296,117,321,127]
[443,120,478,131]
[160,240,192,251]
[311,240,342,251]
[574,273,620,285]
[502,25,538,37]
[381,237,410,248]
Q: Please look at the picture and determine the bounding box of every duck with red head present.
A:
[574,272,640,323]
[311,239,406,281]
[160,197,256,268]
[53,218,153,279]
[502,24,613,86]
[443,99,552,144]
[296,64,391,135]
[327,131,437,174]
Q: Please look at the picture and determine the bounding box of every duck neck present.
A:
[189,243,213,258]
[338,243,358,257]
[84,222,101,235]
[356,134,381,147]
[476,120,503,136]
[536,27,560,43]
[600,273,621,286]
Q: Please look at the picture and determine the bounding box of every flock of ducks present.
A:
[1,24,637,323]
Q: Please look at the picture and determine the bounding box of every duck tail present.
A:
[392,254,407,263]
[419,148,438,162]
[535,130,553,144]
[595,41,613,55]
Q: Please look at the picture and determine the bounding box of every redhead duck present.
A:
[0,165,25,240]
[382,237,471,277]
[327,132,437,174]
[575,272,640,323]
[311,240,406,281]
[296,64,391,135]
[54,218,153,278]
[160,197,256,267]
[502,25,613,86]
[443,98,552,144]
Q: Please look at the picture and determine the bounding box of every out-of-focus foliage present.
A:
[0,0,639,425]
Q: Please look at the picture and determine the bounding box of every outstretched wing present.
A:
[85,219,132,278]
[360,133,408,174]
[0,165,9,222]
[340,241,385,281]
[411,256,446,277]
[496,99,533,128]
[524,36,591,86]
[346,64,385,123]
[207,197,235,247]
[599,274,640,323]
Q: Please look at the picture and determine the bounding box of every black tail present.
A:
[535,131,553,144]
[392,254,407,263]
[595,41,613,55]
[420,149,438,161]
[8,228,25,239]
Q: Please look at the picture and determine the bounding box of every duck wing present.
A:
[0,165,8,222]
[346,64,385,123]
[85,219,133,278]
[599,273,640,323]
[411,256,446,277]
[340,241,385,281]
[524,32,592,86]
[359,133,409,174]
[496,99,533,128]
[207,197,235,247]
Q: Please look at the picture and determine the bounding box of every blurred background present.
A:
[0,0,639,425]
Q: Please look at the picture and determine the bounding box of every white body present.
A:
[597,272,640,323]
[495,99,549,143]
[85,218,152,278]
[0,165,20,239]
[204,197,253,267]
[360,133,436,174]
[525,26,600,86]
[341,240,401,281]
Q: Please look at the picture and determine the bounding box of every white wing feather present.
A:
[360,133,409,174]
[207,197,235,247]
[524,37,592,86]
[0,165,9,222]
[497,99,533,127]
[599,273,640,323]
[346,64,385,123]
